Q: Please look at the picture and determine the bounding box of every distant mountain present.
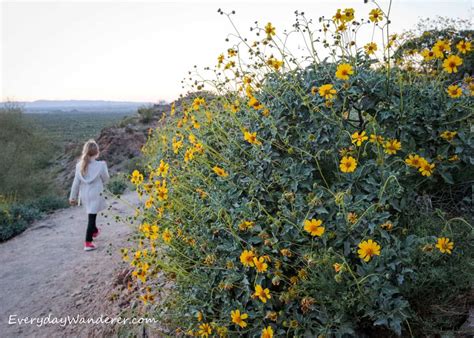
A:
[0,100,158,113]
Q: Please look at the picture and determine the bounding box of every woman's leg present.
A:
[86,214,97,242]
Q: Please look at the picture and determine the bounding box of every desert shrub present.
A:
[107,175,129,196]
[126,4,473,337]
[0,203,41,241]
[28,195,68,213]
[137,105,156,123]
[0,103,56,199]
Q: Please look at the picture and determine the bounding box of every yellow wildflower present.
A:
[369,8,383,23]
[436,237,454,254]
[351,131,368,146]
[364,42,378,55]
[265,22,276,39]
[335,63,354,80]
[213,166,228,177]
[303,219,325,237]
[440,131,457,141]
[418,160,435,177]
[261,326,274,338]
[253,256,268,273]
[456,40,471,54]
[443,55,463,73]
[198,323,212,338]
[358,239,381,262]
[446,84,462,98]
[253,285,271,303]
[318,84,337,100]
[383,139,401,155]
[339,156,357,173]
[243,130,262,146]
[405,154,423,168]
[240,250,255,267]
[231,309,248,328]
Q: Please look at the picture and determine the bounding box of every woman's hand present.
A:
[69,199,77,206]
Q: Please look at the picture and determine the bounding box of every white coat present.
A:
[69,159,110,214]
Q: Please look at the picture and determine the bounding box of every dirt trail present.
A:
[0,191,140,337]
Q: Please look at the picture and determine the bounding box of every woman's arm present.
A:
[69,165,80,204]
[101,161,110,184]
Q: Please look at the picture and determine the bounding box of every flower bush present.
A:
[125,3,473,336]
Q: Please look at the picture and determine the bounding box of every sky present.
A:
[1,0,472,103]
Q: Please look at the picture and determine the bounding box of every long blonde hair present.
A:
[80,139,99,176]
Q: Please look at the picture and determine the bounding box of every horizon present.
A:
[1,0,472,103]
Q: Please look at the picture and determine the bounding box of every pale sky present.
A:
[1,0,472,103]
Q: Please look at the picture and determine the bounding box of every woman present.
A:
[69,139,109,251]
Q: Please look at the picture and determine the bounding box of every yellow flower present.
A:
[364,42,378,55]
[217,53,225,66]
[267,57,284,71]
[446,84,462,98]
[339,156,357,173]
[261,326,274,338]
[157,160,169,177]
[198,323,212,338]
[333,9,344,23]
[265,22,276,39]
[343,8,355,22]
[318,84,337,100]
[197,311,203,322]
[420,48,436,61]
[456,40,472,54]
[351,131,368,146]
[405,154,423,168]
[358,239,381,262]
[369,134,384,144]
[239,220,255,231]
[440,130,457,141]
[380,222,394,231]
[418,160,435,177]
[162,229,172,243]
[213,166,229,177]
[253,256,268,273]
[240,250,255,267]
[231,309,248,328]
[347,212,358,224]
[443,55,463,73]
[303,219,325,237]
[227,48,237,57]
[145,197,154,209]
[369,8,383,23]
[131,170,144,185]
[432,39,451,58]
[383,139,401,155]
[253,284,271,303]
[244,131,262,146]
[436,237,454,254]
[248,96,264,110]
[333,263,342,272]
[192,97,206,110]
[335,63,354,80]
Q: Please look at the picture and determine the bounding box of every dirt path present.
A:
[0,191,140,337]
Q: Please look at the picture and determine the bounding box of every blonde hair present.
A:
[80,139,99,176]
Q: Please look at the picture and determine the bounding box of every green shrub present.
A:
[107,175,128,196]
[137,105,156,123]
[0,203,41,241]
[28,195,68,213]
[126,5,473,337]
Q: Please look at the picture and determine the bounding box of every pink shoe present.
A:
[92,229,100,238]
[84,242,97,251]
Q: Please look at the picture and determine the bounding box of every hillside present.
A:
[55,103,171,190]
